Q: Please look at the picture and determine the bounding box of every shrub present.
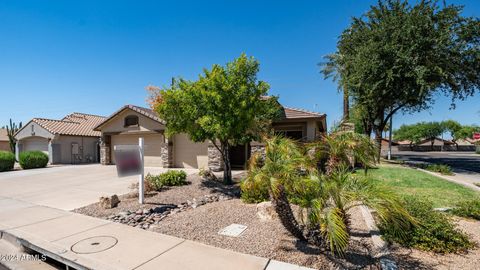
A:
[0,151,15,172]
[450,200,480,220]
[418,163,454,175]
[476,146,480,154]
[19,151,48,169]
[146,170,187,191]
[379,197,474,253]
[240,177,269,203]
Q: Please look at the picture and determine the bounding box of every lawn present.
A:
[360,165,480,208]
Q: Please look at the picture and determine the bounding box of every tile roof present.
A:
[94,104,165,130]
[95,103,326,131]
[31,113,106,137]
[0,128,8,142]
[281,107,326,119]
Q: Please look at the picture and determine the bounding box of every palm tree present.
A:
[244,134,414,254]
[320,53,349,121]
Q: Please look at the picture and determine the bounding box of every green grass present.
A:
[360,165,480,208]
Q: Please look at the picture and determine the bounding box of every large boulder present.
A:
[256,201,277,221]
[99,194,120,209]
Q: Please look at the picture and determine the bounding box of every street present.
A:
[394,151,480,173]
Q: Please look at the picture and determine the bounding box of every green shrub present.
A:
[420,163,454,175]
[19,151,48,169]
[0,151,15,172]
[240,176,269,203]
[146,170,187,191]
[379,197,473,253]
[476,146,480,154]
[450,200,480,220]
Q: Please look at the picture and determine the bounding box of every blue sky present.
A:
[0,0,479,131]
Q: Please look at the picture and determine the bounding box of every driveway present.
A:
[0,165,198,211]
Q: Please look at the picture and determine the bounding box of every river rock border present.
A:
[106,193,234,230]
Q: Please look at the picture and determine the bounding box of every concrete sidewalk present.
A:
[417,168,480,192]
[0,197,312,270]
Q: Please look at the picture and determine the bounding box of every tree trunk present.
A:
[343,86,349,121]
[374,128,383,162]
[271,185,306,241]
[222,142,232,185]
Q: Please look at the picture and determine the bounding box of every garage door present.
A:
[174,133,208,168]
[111,133,164,167]
[22,137,49,155]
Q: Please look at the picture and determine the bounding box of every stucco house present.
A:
[0,129,10,152]
[95,104,327,170]
[15,113,106,164]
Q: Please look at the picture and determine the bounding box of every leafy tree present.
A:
[326,0,480,160]
[149,54,281,184]
[454,125,480,141]
[3,119,22,154]
[243,134,413,254]
[394,122,445,150]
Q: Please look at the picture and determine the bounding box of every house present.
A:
[15,113,106,164]
[0,129,10,152]
[94,104,327,170]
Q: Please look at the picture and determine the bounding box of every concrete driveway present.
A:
[0,165,198,211]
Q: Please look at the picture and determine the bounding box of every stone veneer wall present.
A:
[160,142,173,168]
[100,145,110,165]
[208,143,223,171]
[250,142,266,160]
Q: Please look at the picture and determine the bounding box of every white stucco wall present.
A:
[99,109,165,134]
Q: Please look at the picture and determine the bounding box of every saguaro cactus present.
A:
[4,119,22,153]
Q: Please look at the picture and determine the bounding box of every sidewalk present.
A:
[417,168,480,192]
[0,197,312,270]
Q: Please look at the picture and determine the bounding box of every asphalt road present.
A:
[393,151,480,173]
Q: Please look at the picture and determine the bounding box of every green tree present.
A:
[326,0,480,160]
[3,119,22,154]
[320,53,350,121]
[454,125,480,140]
[149,54,281,184]
[394,122,445,150]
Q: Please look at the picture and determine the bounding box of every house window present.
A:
[275,130,304,140]
[124,115,139,127]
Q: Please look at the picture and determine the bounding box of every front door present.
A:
[229,144,250,169]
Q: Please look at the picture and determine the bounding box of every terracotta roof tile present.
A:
[281,107,325,119]
[32,113,106,137]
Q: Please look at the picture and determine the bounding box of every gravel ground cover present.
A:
[74,173,380,269]
[392,217,480,270]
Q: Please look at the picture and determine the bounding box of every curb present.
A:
[416,168,480,192]
[359,206,398,270]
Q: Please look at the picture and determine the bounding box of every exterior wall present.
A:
[53,136,99,164]
[100,109,164,134]
[15,121,54,141]
[173,133,208,169]
[0,141,9,152]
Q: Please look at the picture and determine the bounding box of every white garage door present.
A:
[111,133,164,167]
[174,133,208,169]
[22,137,49,155]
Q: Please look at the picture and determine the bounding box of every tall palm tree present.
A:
[320,53,349,121]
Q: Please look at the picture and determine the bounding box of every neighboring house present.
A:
[94,104,327,170]
[15,113,106,164]
[0,128,10,152]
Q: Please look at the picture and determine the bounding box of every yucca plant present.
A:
[244,134,414,255]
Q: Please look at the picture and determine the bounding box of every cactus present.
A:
[4,119,22,153]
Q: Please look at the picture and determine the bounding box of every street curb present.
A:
[416,168,480,192]
[359,206,398,270]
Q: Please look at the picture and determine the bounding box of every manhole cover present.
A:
[71,236,118,254]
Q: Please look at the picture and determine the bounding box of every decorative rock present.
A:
[256,201,277,221]
[99,194,120,209]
